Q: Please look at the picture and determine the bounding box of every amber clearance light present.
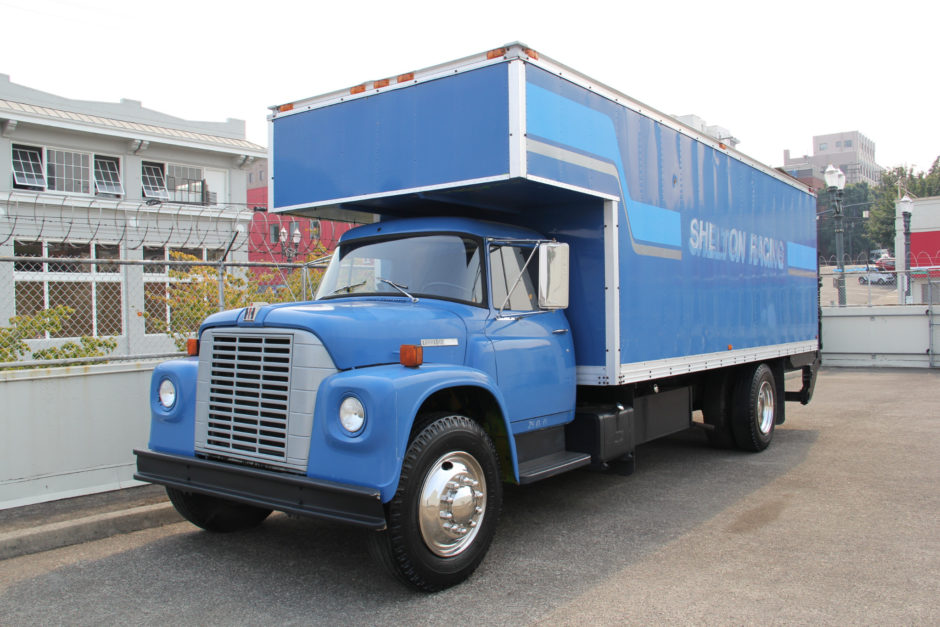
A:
[186,338,200,356]
[400,344,423,368]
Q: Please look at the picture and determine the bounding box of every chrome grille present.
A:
[205,333,292,462]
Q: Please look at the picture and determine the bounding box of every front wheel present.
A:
[166,487,272,532]
[368,413,502,592]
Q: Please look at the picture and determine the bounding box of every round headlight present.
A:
[339,396,365,434]
[158,378,177,409]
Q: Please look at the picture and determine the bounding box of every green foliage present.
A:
[153,251,328,351]
[0,305,116,366]
[868,157,940,249]
[817,182,876,262]
[32,336,118,361]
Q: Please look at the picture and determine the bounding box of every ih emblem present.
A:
[244,301,268,322]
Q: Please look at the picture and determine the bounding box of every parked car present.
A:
[859,270,896,285]
[874,256,896,271]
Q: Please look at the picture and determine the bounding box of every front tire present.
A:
[368,414,502,592]
[731,363,777,452]
[166,487,272,532]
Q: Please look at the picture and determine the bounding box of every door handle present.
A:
[552,328,568,334]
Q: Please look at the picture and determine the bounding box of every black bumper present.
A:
[134,449,387,530]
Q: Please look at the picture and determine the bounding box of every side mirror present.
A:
[538,242,569,309]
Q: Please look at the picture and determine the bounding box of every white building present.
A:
[0,74,266,360]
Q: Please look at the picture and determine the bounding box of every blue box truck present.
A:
[136,43,819,591]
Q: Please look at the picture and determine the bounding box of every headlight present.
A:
[339,396,365,434]
[158,378,177,409]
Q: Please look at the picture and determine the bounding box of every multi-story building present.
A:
[783,131,883,188]
[0,73,265,358]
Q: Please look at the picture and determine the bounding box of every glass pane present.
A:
[95,243,120,273]
[49,282,93,337]
[14,240,43,272]
[96,282,123,336]
[14,282,45,326]
[144,283,167,334]
[48,242,90,273]
[143,246,166,274]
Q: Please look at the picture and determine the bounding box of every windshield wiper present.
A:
[330,280,366,295]
[378,277,418,303]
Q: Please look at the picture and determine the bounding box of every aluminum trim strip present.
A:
[576,340,819,385]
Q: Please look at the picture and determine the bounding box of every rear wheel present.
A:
[731,363,777,452]
[166,487,272,532]
[702,371,735,449]
[368,413,502,592]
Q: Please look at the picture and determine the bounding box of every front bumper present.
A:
[134,449,386,530]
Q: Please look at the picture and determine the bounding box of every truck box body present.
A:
[271,47,818,386]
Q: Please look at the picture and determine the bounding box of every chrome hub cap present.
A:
[757,380,775,435]
[418,451,486,557]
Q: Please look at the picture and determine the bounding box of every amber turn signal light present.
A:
[187,338,199,356]
[400,344,423,368]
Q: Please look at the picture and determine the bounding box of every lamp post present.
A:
[279,225,302,263]
[899,195,913,303]
[824,164,847,306]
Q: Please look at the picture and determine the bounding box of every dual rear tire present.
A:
[704,362,778,452]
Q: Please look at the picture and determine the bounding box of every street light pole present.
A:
[279,225,302,263]
[824,164,847,306]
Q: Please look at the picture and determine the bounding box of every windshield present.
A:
[317,234,484,305]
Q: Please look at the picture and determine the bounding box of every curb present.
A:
[0,502,183,561]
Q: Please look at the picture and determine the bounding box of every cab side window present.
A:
[489,245,538,311]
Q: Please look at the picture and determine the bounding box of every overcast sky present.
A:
[2,0,937,173]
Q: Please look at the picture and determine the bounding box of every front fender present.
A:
[147,358,198,456]
[310,363,516,502]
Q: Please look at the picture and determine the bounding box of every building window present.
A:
[12,145,46,189]
[12,240,123,339]
[818,142,828,151]
[310,219,321,244]
[269,224,279,244]
[94,156,125,196]
[166,164,205,204]
[142,162,170,200]
[844,140,853,148]
[46,149,91,194]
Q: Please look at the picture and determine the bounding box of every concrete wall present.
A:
[821,305,938,368]
[0,361,155,509]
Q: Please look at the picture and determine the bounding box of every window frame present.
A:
[141,161,170,200]
[11,144,47,189]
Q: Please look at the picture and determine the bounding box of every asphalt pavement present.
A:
[0,367,937,625]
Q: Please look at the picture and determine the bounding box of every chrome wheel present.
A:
[757,380,775,435]
[418,451,486,557]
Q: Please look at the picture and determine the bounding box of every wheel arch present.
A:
[413,385,516,483]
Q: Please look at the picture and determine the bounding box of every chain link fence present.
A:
[0,255,328,369]
[820,262,940,307]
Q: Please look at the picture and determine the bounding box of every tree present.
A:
[868,157,940,250]
[816,181,876,263]
[152,251,329,351]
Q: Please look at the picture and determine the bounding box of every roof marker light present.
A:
[277,103,294,113]
[486,48,507,60]
[350,84,367,95]
[523,48,539,60]
[374,78,390,89]
[396,72,414,83]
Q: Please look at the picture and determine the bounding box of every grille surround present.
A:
[194,328,335,473]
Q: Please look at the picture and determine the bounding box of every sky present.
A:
[1,0,938,174]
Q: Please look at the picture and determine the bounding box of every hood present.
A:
[205,300,468,370]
